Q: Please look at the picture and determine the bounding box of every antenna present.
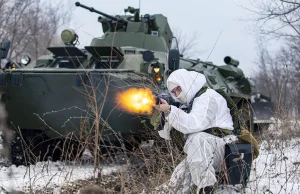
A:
[205,30,223,62]
[139,0,141,13]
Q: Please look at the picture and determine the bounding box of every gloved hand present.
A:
[150,106,172,140]
[150,108,161,130]
[154,98,170,112]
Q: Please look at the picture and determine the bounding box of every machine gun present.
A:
[155,92,181,108]
[75,2,129,30]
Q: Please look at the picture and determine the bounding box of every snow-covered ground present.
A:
[1,121,300,193]
[245,137,300,194]
[0,150,122,193]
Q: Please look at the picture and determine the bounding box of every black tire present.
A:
[6,129,85,166]
[0,130,27,166]
[8,132,26,166]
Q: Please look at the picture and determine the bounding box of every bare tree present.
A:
[0,0,72,62]
[252,40,300,115]
[246,0,300,39]
[244,0,300,116]
[171,28,202,59]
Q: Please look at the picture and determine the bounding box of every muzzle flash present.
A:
[115,88,156,115]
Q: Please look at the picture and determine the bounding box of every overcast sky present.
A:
[66,0,271,78]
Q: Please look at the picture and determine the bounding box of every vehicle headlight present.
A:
[153,67,160,73]
[61,28,78,45]
[155,74,162,83]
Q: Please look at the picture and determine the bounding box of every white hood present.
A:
[167,69,207,105]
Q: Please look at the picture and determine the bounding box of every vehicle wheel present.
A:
[25,133,51,164]
[22,131,61,164]
[2,131,27,166]
[10,133,26,166]
[237,99,254,133]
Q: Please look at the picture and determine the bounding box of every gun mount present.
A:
[124,6,140,22]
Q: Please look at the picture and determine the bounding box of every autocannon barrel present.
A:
[224,56,239,67]
[75,2,128,25]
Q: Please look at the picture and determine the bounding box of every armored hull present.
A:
[2,69,156,141]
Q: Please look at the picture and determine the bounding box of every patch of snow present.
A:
[245,137,300,194]
[0,159,122,193]
[1,125,300,193]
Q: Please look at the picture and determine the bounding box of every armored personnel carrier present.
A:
[0,2,256,166]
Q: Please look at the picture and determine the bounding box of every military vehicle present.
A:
[178,56,257,130]
[251,93,275,130]
[0,2,256,166]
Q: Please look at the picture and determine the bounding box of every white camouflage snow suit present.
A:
[158,69,238,193]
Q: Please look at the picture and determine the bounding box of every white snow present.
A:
[1,121,300,193]
[0,150,123,193]
[245,137,300,194]
[0,162,120,192]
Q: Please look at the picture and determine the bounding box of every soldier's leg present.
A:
[184,132,226,190]
[168,158,192,194]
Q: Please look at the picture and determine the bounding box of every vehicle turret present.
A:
[75,2,173,52]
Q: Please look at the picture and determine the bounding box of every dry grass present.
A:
[1,87,300,194]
